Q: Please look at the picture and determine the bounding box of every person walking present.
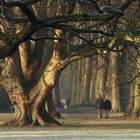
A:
[95,94,104,119]
[103,98,112,119]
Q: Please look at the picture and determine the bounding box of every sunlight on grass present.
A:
[0,112,140,130]
[0,113,14,122]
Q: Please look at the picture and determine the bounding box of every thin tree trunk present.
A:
[126,81,135,117]
[90,56,98,105]
[53,81,63,108]
[85,57,93,105]
[95,56,106,99]
[69,62,78,107]
[80,59,87,105]
[132,80,140,118]
[47,90,62,118]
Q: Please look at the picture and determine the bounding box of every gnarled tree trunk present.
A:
[0,49,67,126]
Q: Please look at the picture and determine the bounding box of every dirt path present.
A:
[57,107,140,128]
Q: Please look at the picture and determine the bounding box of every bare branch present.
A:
[1,0,38,23]
[119,71,140,85]
[29,36,64,41]
[118,0,137,11]
[0,32,9,40]
[79,0,103,13]
[66,0,76,14]
[0,0,137,59]
[0,0,40,6]
[101,6,123,15]
[3,9,29,23]
[68,43,99,62]
[55,24,113,37]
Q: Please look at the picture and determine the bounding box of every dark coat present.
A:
[95,97,104,109]
[103,99,112,110]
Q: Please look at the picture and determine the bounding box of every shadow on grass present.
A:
[60,123,140,129]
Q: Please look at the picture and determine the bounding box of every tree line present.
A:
[0,0,139,126]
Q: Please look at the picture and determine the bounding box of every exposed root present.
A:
[0,113,30,127]
[48,117,61,126]
[42,111,61,126]
[50,111,62,118]
[35,114,61,126]
[0,114,61,127]
[31,108,61,126]
[0,104,62,127]
[0,118,18,127]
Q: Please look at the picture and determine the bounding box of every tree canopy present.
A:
[0,0,139,59]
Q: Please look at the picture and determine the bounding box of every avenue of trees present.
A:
[0,0,139,126]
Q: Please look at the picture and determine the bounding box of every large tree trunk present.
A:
[106,51,121,112]
[126,64,140,118]
[0,49,66,126]
[0,57,29,126]
[118,51,130,112]
[28,52,64,126]
[112,53,120,112]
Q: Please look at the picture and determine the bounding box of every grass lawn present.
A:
[0,107,140,130]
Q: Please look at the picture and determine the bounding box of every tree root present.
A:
[0,118,19,127]
[0,103,61,127]
[0,115,61,127]
[31,108,61,127]
[50,111,62,118]
[0,116,30,127]
[37,115,61,126]
[43,112,61,126]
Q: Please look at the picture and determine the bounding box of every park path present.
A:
[0,107,140,140]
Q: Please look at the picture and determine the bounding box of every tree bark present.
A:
[127,65,140,118]
[28,52,64,126]
[85,57,93,105]
[0,48,67,126]
[95,56,106,99]
[0,57,29,126]
[105,51,121,112]
[53,81,63,108]
[69,62,79,107]
[90,56,98,105]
